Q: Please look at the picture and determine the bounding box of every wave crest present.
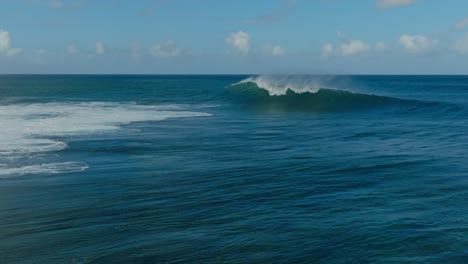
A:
[235,75,338,96]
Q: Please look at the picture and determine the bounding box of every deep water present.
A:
[1,75,468,263]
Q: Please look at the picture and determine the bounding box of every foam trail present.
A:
[0,102,210,177]
[235,75,338,96]
[0,162,89,178]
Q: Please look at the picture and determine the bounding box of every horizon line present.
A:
[2,73,468,76]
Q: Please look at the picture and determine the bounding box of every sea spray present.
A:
[234,75,339,95]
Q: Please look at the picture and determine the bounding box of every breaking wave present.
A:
[228,75,453,113]
[233,75,338,95]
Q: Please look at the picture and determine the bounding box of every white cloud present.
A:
[49,0,64,9]
[36,49,46,55]
[454,18,468,31]
[377,0,415,8]
[375,42,387,51]
[341,40,370,56]
[226,31,250,55]
[336,31,346,39]
[455,35,468,55]
[96,41,105,55]
[263,45,285,56]
[149,40,181,57]
[322,40,383,57]
[322,43,334,57]
[66,45,78,55]
[399,34,436,53]
[0,30,22,57]
[322,34,386,58]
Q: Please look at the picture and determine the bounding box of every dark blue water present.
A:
[1,75,468,263]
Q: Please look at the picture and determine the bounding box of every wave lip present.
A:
[234,75,336,96]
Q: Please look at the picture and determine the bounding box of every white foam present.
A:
[237,75,337,96]
[0,162,89,178]
[0,102,210,177]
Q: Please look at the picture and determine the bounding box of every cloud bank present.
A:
[149,40,181,57]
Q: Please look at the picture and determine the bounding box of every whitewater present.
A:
[0,102,209,177]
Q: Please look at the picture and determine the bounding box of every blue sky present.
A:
[1,0,468,74]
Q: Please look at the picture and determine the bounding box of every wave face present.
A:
[0,102,210,177]
[227,75,441,113]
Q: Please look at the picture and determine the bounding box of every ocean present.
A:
[1,75,467,263]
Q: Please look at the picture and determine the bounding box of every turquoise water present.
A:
[1,75,468,263]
